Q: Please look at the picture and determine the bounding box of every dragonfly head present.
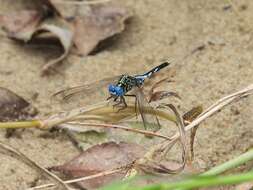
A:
[108,84,124,96]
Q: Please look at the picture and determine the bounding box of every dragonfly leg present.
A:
[121,96,127,108]
[112,96,125,109]
[125,94,138,117]
[113,96,127,112]
[106,95,113,100]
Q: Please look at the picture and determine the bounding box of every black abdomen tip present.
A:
[158,61,170,70]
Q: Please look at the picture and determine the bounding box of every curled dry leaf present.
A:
[149,91,181,103]
[42,0,132,56]
[37,19,73,75]
[51,141,145,189]
[71,2,132,55]
[0,10,43,41]
[0,1,131,74]
[0,8,73,75]
[148,78,180,103]
[183,106,203,161]
[0,87,37,122]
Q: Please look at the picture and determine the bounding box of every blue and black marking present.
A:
[108,62,170,99]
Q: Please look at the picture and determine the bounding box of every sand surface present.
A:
[0,0,253,189]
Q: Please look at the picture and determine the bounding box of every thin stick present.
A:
[64,122,172,140]
[0,142,70,190]
[171,84,253,140]
[51,0,111,5]
[27,167,124,190]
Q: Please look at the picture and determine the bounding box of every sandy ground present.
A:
[0,0,253,189]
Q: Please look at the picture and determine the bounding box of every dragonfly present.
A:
[53,61,170,131]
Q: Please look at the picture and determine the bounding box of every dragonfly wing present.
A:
[52,75,121,103]
[133,87,161,132]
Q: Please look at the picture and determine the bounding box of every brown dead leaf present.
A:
[36,1,132,57]
[44,0,88,18]
[0,87,37,122]
[0,10,43,41]
[71,2,132,56]
[0,9,73,75]
[37,18,74,75]
[149,91,181,103]
[148,78,180,103]
[0,1,131,74]
[51,141,145,189]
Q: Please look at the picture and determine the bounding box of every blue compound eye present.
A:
[115,86,124,96]
[108,84,115,93]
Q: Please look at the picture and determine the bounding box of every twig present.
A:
[171,84,253,140]
[51,0,112,5]
[62,122,172,140]
[27,167,124,190]
[0,142,70,190]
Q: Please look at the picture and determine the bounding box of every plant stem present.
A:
[0,120,41,129]
[139,171,253,190]
[202,149,253,176]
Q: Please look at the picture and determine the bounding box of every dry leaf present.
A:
[0,87,37,121]
[51,141,145,189]
[0,1,131,74]
[0,10,44,41]
[149,91,181,103]
[34,1,132,57]
[36,19,73,75]
[44,0,89,18]
[0,8,73,75]
[70,2,132,55]
[148,78,180,103]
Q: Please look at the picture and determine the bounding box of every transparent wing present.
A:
[52,75,121,105]
[133,87,161,132]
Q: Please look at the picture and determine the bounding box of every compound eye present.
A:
[108,84,115,92]
[115,86,124,96]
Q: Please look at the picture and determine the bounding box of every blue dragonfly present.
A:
[53,62,170,131]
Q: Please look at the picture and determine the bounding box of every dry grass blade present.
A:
[50,0,112,5]
[27,167,124,190]
[0,141,70,190]
[182,106,203,161]
[135,104,187,174]
[135,84,253,174]
[63,122,172,140]
[166,104,187,165]
[171,84,253,140]
[41,100,177,129]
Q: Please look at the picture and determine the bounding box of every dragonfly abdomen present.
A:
[142,62,170,78]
